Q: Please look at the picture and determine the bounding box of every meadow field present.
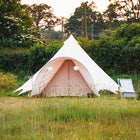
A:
[1,1,140,139]
[0,96,140,140]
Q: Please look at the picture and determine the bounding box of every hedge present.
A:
[0,51,30,74]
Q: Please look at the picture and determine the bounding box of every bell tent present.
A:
[14,35,118,97]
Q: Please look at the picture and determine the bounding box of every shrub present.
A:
[0,50,30,74]
[95,23,140,74]
[29,44,47,73]
[46,40,63,58]
[77,37,90,48]
[29,41,63,73]
[0,71,17,91]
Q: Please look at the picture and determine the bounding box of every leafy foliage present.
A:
[29,41,63,73]
[46,40,63,58]
[29,44,47,73]
[77,37,90,48]
[0,49,30,73]
[65,1,105,39]
[41,29,65,40]
[108,0,140,23]
[0,71,17,91]
[0,0,45,48]
[96,23,140,73]
[0,23,139,75]
[0,0,33,39]
[104,3,118,22]
[65,0,139,39]
[28,3,59,30]
[0,28,44,48]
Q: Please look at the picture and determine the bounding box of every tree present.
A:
[109,0,140,23]
[28,3,61,41]
[89,12,105,39]
[44,14,60,40]
[28,4,58,29]
[65,1,105,39]
[104,3,118,23]
[0,0,45,48]
[0,0,33,39]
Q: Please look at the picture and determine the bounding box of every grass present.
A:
[0,74,140,139]
[0,96,140,140]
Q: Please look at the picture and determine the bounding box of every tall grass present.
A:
[0,74,139,139]
[0,97,140,140]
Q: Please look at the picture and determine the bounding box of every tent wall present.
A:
[43,60,91,97]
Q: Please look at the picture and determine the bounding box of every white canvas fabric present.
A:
[14,35,119,97]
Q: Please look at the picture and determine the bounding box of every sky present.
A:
[21,0,110,18]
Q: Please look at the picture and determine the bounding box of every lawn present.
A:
[0,96,140,140]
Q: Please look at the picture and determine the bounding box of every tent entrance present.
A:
[43,59,91,97]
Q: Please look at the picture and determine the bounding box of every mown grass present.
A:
[0,96,140,140]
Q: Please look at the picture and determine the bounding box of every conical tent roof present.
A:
[14,35,118,97]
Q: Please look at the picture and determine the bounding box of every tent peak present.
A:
[64,34,78,45]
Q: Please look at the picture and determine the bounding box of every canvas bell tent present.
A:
[14,35,119,97]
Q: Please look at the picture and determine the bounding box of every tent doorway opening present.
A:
[43,59,92,97]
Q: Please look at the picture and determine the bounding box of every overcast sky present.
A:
[21,0,110,18]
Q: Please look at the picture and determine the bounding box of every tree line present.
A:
[0,23,139,75]
[0,0,139,42]
[0,0,139,75]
